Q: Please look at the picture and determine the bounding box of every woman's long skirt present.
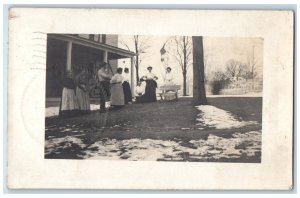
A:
[59,88,79,117]
[122,81,132,104]
[110,83,125,106]
[144,80,157,102]
[76,87,90,113]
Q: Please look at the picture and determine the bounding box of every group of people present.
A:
[135,66,159,103]
[135,66,174,103]
[59,63,174,117]
[59,64,94,117]
[59,63,133,117]
[97,64,133,112]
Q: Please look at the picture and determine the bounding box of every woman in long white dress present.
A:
[59,71,79,117]
[110,68,125,108]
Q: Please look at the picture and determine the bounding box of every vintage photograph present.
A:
[44,34,263,162]
[7,8,293,189]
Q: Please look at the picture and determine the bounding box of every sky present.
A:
[117,35,263,88]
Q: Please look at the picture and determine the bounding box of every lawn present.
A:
[45,97,262,162]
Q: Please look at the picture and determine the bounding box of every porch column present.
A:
[130,57,135,95]
[103,50,108,63]
[103,50,109,73]
[66,41,72,71]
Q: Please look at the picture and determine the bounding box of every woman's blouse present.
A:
[135,85,145,96]
[110,73,123,84]
[63,77,75,89]
[165,72,173,82]
[144,72,157,80]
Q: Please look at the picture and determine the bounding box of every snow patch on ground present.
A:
[179,93,262,98]
[207,93,262,98]
[45,107,60,118]
[45,103,110,118]
[82,139,176,161]
[43,130,261,161]
[195,105,257,129]
[45,136,86,155]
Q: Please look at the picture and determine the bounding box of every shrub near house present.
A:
[207,71,262,95]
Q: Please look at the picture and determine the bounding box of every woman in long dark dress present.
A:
[75,66,93,114]
[142,66,158,102]
[122,68,133,104]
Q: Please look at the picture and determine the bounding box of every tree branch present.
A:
[119,39,131,51]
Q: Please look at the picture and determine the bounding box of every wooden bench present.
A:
[159,85,181,101]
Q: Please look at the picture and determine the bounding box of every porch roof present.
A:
[48,34,136,59]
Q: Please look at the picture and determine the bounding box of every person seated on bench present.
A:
[135,81,146,103]
[164,67,174,86]
[161,67,177,101]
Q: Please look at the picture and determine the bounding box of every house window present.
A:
[89,34,95,40]
[102,35,106,44]
[94,35,99,42]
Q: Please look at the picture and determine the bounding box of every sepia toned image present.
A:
[7,8,293,189]
[44,34,263,162]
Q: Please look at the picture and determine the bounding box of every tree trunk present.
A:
[192,36,207,105]
[135,37,139,83]
[183,37,187,96]
[183,70,187,96]
[135,55,139,83]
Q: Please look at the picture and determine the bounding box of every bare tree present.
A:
[119,35,151,84]
[225,59,240,78]
[245,45,260,80]
[192,36,207,105]
[225,59,248,80]
[241,69,256,81]
[172,36,192,96]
